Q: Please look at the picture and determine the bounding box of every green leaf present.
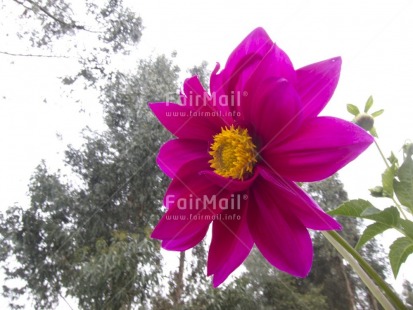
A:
[398,156,413,183]
[403,142,413,157]
[329,199,378,217]
[356,222,389,250]
[400,219,413,239]
[347,103,360,116]
[394,181,413,211]
[389,237,413,278]
[331,204,402,250]
[362,206,400,226]
[369,186,383,198]
[394,156,413,210]
[387,152,398,166]
[381,165,396,198]
[371,109,384,118]
[364,96,374,112]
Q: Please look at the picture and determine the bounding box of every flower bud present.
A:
[354,113,374,131]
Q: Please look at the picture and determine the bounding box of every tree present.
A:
[227,248,329,310]
[3,0,143,87]
[1,1,182,308]
[403,280,413,309]
[7,0,142,53]
[0,54,180,309]
[150,62,213,310]
[305,175,388,310]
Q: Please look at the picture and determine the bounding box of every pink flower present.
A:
[149,28,373,287]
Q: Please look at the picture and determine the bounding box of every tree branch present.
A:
[24,0,84,30]
[0,50,69,58]
[12,0,100,33]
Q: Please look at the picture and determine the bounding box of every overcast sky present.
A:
[1,0,413,306]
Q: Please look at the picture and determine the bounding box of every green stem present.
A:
[374,139,390,169]
[392,197,408,220]
[374,140,408,220]
[323,231,406,310]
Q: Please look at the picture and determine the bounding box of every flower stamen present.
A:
[209,125,257,180]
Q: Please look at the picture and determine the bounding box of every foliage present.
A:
[1,0,182,308]
[187,61,210,90]
[307,176,387,310]
[327,96,413,308]
[403,280,413,309]
[5,0,144,87]
[0,53,180,309]
[330,142,413,279]
[10,0,142,51]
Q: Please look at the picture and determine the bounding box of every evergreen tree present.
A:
[151,62,213,310]
[1,1,182,308]
[3,0,143,87]
[0,54,179,309]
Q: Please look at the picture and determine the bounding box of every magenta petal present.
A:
[181,76,210,108]
[161,225,209,251]
[149,102,225,140]
[163,158,210,208]
[210,28,277,117]
[222,27,273,73]
[207,196,253,287]
[206,63,233,125]
[200,170,258,192]
[153,184,231,251]
[157,139,209,178]
[238,44,300,144]
[153,159,231,251]
[296,57,341,119]
[241,76,302,146]
[259,168,341,230]
[180,76,230,125]
[262,117,374,182]
[248,176,313,277]
[210,28,274,93]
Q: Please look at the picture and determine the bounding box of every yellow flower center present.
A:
[209,125,257,180]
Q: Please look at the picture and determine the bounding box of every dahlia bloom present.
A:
[149,27,373,287]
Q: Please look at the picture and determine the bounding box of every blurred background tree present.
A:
[403,280,413,309]
[1,53,179,308]
[3,0,143,86]
[1,0,179,308]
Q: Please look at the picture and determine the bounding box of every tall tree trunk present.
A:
[341,264,356,309]
[172,251,185,307]
[368,291,381,310]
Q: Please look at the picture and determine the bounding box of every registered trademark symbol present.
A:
[243,91,248,97]
[243,194,248,200]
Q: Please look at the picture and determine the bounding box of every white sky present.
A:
[1,0,413,307]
